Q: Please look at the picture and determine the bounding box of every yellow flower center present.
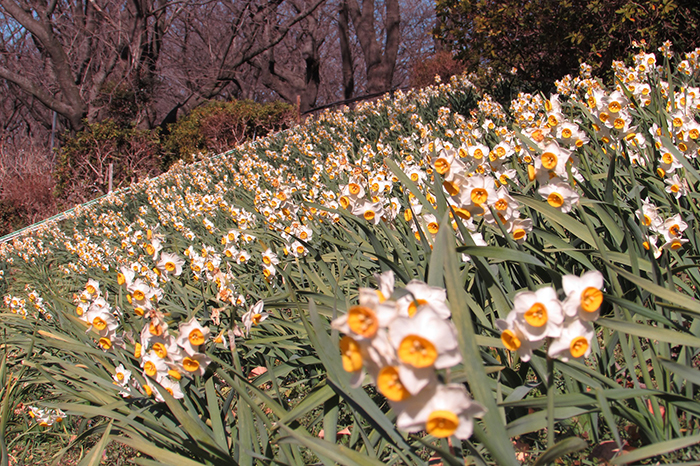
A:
[495,199,508,211]
[547,115,558,127]
[527,165,536,181]
[144,361,157,377]
[183,357,200,372]
[152,342,168,358]
[561,128,572,139]
[398,335,438,368]
[426,410,459,438]
[542,152,558,170]
[513,229,526,241]
[407,299,428,317]
[524,303,548,327]
[168,369,182,380]
[662,153,674,165]
[427,222,439,235]
[547,192,564,208]
[117,273,126,285]
[86,284,96,295]
[165,262,176,272]
[570,336,589,358]
[340,336,363,372]
[453,207,471,221]
[364,210,376,221]
[473,148,484,160]
[189,329,205,346]
[435,158,450,175]
[93,317,107,331]
[349,183,361,195]
[608,101,621,113]
[347,306,379,338]
[133,289,145,301]
[614,118,625,130]
[377,366,411,401]
[98,337,112,350]
[501,329,521,351]
[134,343,142,359]
[116,372,124,381]
[443,180,460,196]
[580,287,603,313]
[471,188,488,205]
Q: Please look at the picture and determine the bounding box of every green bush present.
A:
[162,99,296,167]
[55,120,161,207]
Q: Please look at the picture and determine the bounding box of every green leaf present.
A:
[658,357,700,388]
[456,246,545,267]
[439,215,519,466]
[609,433,700,465]
[114,436,213,466]
[597,318,700,347]
[278,424,386,466]
[77,421,114,466]
[532,437,588,466]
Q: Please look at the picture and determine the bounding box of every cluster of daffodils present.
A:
[332,271,485,439]
[75,279,122,350]
[28,406,66,427]
[3,287,51,320]
[636,200,689,256]
[497,271,604,363]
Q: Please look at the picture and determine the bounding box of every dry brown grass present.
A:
[0,133,58,236]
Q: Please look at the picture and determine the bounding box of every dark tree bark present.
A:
[343,0,400,95]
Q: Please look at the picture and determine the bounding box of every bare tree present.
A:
[0,0,179,131]
[337,0,400,97]
[248,0,328,113]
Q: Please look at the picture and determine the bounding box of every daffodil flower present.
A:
[332,301,397,341]
[396,383,486,439]
[242,300,269,337]
[388,308,461,370]
[157,252,185,278]
[538,180,579,214]
[547,318,595,362]
[562,270,604,321]
[495,319,543,362]
[175,317,210,354]
[395,280,451,319]
[509,287,564,341]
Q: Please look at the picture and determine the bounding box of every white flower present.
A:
[396,383,486,439]
[176,317,211,355]
[547,319,595,362]
[508,287,564,341]
[538,180,579,213]
[562,271,604,321]
[496,319,543,362]
[388,308,461,370]
[157,252,185,277]
[242,300,269,337]
[395,280,451,319]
